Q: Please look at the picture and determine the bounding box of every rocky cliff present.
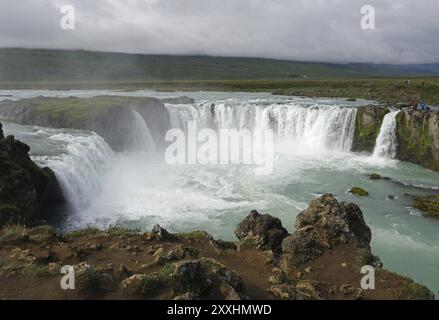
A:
[0,96,171,152]
[352,106,439,171]
[0,194,433,300]
[352,105,389,152]
[0,122,64,228]
[395,110,439,171]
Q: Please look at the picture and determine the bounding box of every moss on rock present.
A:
[352,106,389,153]
[413,194,439,218]
[349,187,369,197]
[395,110,439,171]
[369,173,382,180]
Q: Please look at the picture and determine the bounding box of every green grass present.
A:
[2,78,439,106]
[29,96,134,122]
[76,266,104,294]
[11,95,158,129]
[139,264,175,296]
[64,227,104,239]
[175,230,212,241]
[273,78,439,105]
[106,225,140,236]
[401,281,435,300]
[0,224,27,242]
[0,224,56,243]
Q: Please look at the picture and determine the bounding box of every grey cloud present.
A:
[0,0,438,64]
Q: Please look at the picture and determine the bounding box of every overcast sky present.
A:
[0,0,438,64]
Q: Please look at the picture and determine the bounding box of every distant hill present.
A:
[0,48,438,82]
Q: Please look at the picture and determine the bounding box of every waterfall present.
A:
[130,110,157,153]
[33,132,115,211]
[373,110,401,159]
[165,102,358,152]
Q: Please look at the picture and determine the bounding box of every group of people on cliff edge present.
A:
[409,98,430,112]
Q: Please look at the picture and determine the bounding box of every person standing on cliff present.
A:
[409,99,418,112]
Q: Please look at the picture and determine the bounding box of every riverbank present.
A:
[0,193,434,300]
[1,78,439,106]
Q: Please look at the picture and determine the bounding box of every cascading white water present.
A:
[373,110,401,159]
[33,132,115,211]
[42,110,156,212]
[130,110,157,153]
[165,102,358,152]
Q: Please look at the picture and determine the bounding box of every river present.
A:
[1,90,439,294]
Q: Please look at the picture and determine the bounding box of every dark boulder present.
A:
[281,226,323,267]
[294,194,371,248]
[0,122,64,228]
[173,260,212,295]
[282,194,372,268]
[235,210,289,252]
[151,224,173,241]
[173,258,248,299]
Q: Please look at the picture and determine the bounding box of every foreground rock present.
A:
[0,122,64,227]
[235,210,289,252]
[281,194,372,268]
[0,195,434,300]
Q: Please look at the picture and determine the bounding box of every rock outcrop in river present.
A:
[413,194,439,219]
[0,122,64,228]
[0,193,433,300]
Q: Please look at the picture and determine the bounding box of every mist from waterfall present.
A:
[130,110,157,153]
[30,99,359,224]
[36,132,115,211]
